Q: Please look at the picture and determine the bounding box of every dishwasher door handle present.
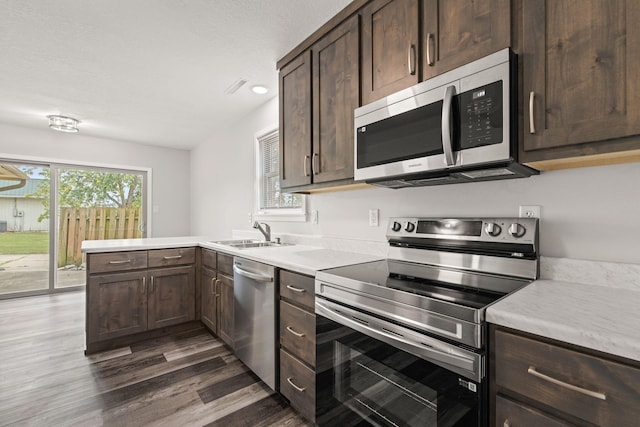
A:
[233,265,274,283]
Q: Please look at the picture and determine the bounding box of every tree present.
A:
[28,169,143,221]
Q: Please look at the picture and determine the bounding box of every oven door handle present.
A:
[316,299,481,381]
[441,85,456,167]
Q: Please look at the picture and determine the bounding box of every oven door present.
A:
[316,299,485,427]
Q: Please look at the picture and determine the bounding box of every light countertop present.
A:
[81,237,383,276]
[487,279,640,362]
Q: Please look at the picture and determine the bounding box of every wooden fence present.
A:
[58,207,142,267]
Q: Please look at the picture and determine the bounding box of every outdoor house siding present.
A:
[0,179,47,232]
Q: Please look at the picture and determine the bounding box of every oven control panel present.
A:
[387,217,538,245]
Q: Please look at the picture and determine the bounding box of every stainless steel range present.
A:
[314,217,539,427]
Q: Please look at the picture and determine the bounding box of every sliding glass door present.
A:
[0,163,50,295]
[0,160,147,298]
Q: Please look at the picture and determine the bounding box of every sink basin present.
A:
[208,239,293,249]
[209,239,262,245]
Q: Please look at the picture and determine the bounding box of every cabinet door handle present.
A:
[408,44,416,75]
[286,285,306,293]
[211,277,216,295]
[141,276,146,294]
[109,259,132,265]
[312,153,319,175]
[286,377,306,393]
[303,155,310,177]
[214,279,221,297]
[426,33,434,66]
[527,366,606,401]
[529,91,536,134]
[150,276,155,293]
[286,325,305,337]
[163,255,182,260]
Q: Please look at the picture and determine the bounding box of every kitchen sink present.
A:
[208,239,293,249]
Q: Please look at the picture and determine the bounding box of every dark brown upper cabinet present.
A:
[361,0,420,104]
[312,14,360,184]
[279,51,313,189]
[520,0,640,168]
[421,0,511,79]
[280,15,360,191]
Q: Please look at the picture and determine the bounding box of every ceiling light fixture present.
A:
[251,85,269,95]
[48,115,79,133]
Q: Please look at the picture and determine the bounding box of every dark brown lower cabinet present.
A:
[279,270,316,422]
[86,249,197,353]
[200,266,217,332]
[216,272,234,348]
[147,265,195,329]
[87,271,148,343]
[199,249,234,349]
[491,325,640,426]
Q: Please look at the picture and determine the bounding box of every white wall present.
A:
[191,97,640,265]
[0,122,191,237]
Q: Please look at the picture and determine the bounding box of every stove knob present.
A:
[391,221,402,232]
[485,222,502,237]
[405,222,416,232]
[508,223,526,238]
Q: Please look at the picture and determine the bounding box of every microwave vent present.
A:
[457,168,516,179]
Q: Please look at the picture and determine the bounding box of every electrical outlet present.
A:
[369,208,379,227]
[519,205,541,218]
[248,212,253,225]
[311,210,319,224]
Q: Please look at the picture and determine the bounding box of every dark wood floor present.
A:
[0,291,312,426]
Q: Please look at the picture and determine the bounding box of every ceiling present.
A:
[0,0,351,150]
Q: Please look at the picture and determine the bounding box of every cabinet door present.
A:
[217,273,234,349]
[361,0,419,104]
[87,271,147,343]
[522,0,640,154]
[280,51,312,189]
[148,265,195,330]
[200,267,217,333]
[422,0,510,79]
[311,15,360,184]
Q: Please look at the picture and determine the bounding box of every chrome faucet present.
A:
[253,221,271,242]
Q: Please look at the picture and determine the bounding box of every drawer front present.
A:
[148,247,195,267]
[89,251,147,274]
[201,248,217,270]
[496,395,573,427]
[280,349,315,422]
[217,253,233,276]
[280,270,315,311]
[280,300,315,367]
[495,329,640,426]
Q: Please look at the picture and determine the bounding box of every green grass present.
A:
[0,232,49,254]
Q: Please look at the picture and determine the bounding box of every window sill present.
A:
[253,211,307,222]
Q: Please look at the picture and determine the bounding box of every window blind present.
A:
[258,130,302,210]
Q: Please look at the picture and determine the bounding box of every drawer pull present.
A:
[109,259,132,265]
[527,366,606,401]
[286,377,306,393]
[286,285,306,293]
[286,326,305,338]
[163,255,183,260]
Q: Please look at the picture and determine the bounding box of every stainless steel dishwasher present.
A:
[233,257,276,390]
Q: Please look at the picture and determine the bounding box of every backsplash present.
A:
[540,257,640,291]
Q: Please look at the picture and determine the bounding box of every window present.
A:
[255,128,305,220]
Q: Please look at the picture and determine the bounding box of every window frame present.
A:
[253,126,306,222]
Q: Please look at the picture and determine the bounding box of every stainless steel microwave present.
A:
[354,48,538,188]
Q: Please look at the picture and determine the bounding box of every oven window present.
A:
[317,316,483,427]
[356,101,444,169]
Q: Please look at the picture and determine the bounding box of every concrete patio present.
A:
[0,254,85,294]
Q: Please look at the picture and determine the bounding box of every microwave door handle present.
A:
[442,85,456,166]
